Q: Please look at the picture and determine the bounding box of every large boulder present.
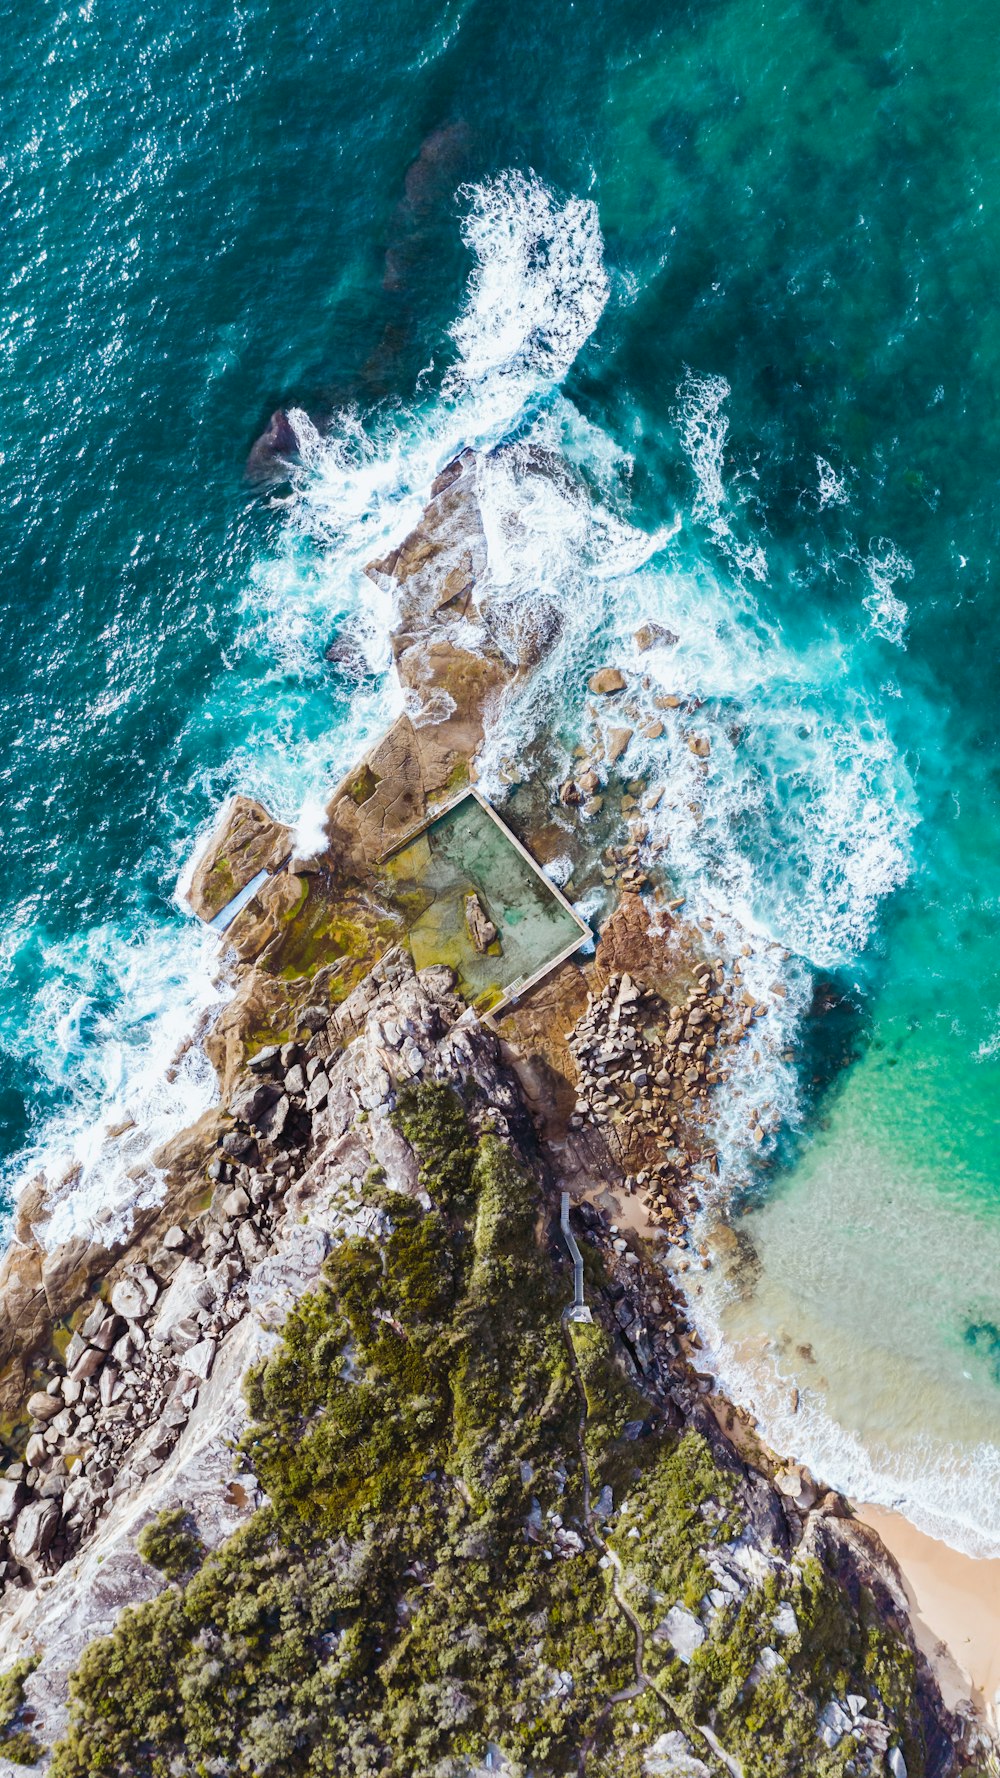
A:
[10,1497,60,1565]
[149,1260,219,1351]
[0,1479,23,1526]
[588,667,626,695]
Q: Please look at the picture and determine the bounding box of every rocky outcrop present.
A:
[0,950,537,1747]
[367,450,510,755]
[0,1111,226,1423]
[245,409,300,485]
[323,713,450,875]
[0,450,992,1773]
[464,890,498,953]
[186,796,293,922]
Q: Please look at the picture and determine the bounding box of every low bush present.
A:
[136,1508,205,1581]
[47,1082,938,1778]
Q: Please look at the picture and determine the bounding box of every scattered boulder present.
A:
[656,1604,706,1664]
[150,1261,218,1349]
[27,1391,62,1423]
[10,1496,60,1564]
[257,1094,291,1142]
[222,1187,250,1221]
[229,1079,282,1128]
[606,726,634,766]
[305,1072,330,1112]
[0,1478,23,1524]
[588,667,626,695]
[634,621,679,652]
[110,1277,150,1322]
[774,1465,818,1511]
[68,1345,105,1382]
[642,1731,710,1776]
[180,1338,217,1382]
[247,1044,281,1076]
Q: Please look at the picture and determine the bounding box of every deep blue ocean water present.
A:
[3,0,1000,1548]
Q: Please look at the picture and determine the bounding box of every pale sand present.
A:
[858,1504,1000,1722]
[573,1189,1000,1730]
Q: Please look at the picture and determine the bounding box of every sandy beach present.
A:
[858,1505,1000,1727]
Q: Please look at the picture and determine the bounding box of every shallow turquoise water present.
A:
[3,0,1000,1544]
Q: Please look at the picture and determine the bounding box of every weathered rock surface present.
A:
[465,890,498,953]
[186,795,293,922]
[588,667,627,694]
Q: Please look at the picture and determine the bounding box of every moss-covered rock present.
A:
[0,1654,43,1766]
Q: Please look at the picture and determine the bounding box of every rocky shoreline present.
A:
[0,449,994,1773]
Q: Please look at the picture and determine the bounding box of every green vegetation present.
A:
[348,763,380,806]
[202,856,235,916]
[0,1654,42,1766]
[137,1509,205,1582]
[47,1084,939,1778]
[247,869,401,1003]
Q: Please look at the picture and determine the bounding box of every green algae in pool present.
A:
[382,795,588,1013]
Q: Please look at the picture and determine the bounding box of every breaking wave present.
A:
[471,404,916,1187]
[0,168,611,1247]
[449,169,608,393]
[6,164,984,1568]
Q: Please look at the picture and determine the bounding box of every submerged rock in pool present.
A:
[465,891,498,954]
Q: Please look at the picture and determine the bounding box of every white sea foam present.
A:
[292,794,329,862]
[862,537,912,645]
[1,916,227,1251]
[674,371,768,582]
[976,1009,1000,1061]
[449,169,608,396]
[816,454,850,509]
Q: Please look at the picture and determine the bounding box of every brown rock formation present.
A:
[186,797,293,922]
[0,1111,226,1423]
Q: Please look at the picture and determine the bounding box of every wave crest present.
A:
[449,169,608,394]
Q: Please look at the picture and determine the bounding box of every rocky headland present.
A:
[0,450,993,1776]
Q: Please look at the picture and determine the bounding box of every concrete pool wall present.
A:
[380,789,591,1015]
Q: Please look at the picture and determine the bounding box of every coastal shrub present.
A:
[568,1315,648,1480]
[136,1508,205,1581]
[46,1080,939,1778]
[0,1654,42,1766]
[391,1079,477,1211]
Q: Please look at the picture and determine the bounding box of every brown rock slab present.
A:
[588,667,626,695]
[606,726,634,765]
[187,796,293,923]
[464,892,498,954]
[634,621,679,651]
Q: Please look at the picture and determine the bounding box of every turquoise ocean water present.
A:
[3,0,1000,1550]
